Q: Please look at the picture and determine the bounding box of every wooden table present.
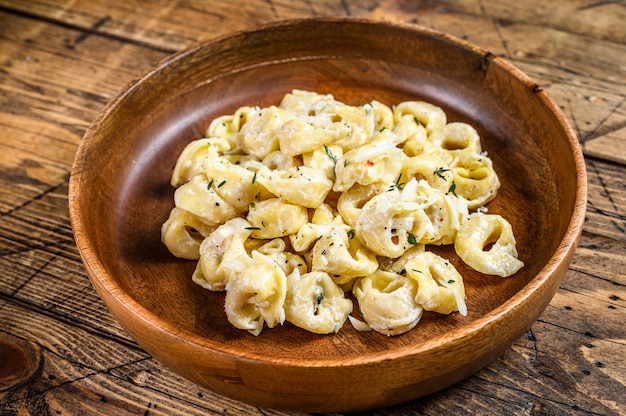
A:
[1,1,624,415]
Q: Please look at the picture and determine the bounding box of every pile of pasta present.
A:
[161,90,524,336]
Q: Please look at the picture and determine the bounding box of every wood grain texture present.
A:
[0,0,624,414]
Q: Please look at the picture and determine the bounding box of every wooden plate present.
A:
[69,18,587,412]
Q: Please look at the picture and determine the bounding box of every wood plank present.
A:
[0,298,299,416]
[584,158,626,243]
[0,10,169,213]
[0,0,380,51]
[5,0,625,45]
[584,132,626,166]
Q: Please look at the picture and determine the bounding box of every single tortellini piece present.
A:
[455,213,524,277]
[174,174,238,226]
[355,186,432,258]
[224,250,287,336]
[170,137,231,187]
[326,102,376,151]
[393,101,446,136]
[234,105,289,159]
[246,198,308,239]
[451,153,500,209]
[310,225,379,285]
[333,142,404,192]
[256,165,333,208]
[428,122,482,165]
[285,269,353,334]
[206,106,252,140]
[203,157,263,213]
[161,207,216,260]
[405,251,467,316]
[336,183,385,228]
[402,154,454,193]
[401,179,469,245]
[206,114,237,139]
[193,218,253,291]
[353,270,423,336]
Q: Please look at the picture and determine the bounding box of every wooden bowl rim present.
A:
[69,17,588,367]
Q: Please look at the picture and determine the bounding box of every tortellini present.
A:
[162,90,523,336]
[353,270,423,336]
[285,270,353,334]
[455,213,524,277]
[224,250,287,336]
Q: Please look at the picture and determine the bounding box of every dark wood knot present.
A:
[0,334,41,391]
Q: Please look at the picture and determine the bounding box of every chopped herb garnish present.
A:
[347,229,355,239]
[411,268,423,274]
[379,127,387,132]
[324,144,338,177]
[252,171,257,184]
[207,178,214,190]
[388,174,406,191]
[324,144,337,162]
[434,167,451,181]
[249,202,256,209]
[245,227,261,230]
[217,180,226,188]
[447,279,456,284]
[447,181,458,197]
[316,291,325,305]
[414,116,421,126]
[407,232,418,246]
[398,269,407,275]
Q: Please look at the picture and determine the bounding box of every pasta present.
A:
[162,89,524,336]
[285,269,353,334]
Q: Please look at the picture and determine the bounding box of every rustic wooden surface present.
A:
[0,1,624,415]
